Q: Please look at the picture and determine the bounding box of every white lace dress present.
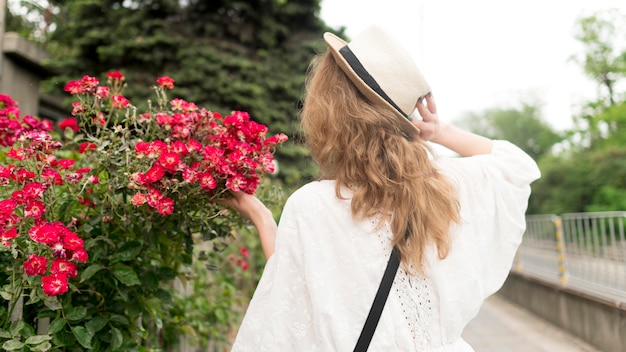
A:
[231,140,541,352]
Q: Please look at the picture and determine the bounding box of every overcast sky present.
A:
[320,0,626,131]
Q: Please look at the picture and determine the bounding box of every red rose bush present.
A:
[0,72,286,350]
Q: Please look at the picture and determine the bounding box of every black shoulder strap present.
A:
[353,246,401,352]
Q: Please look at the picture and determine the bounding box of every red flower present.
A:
[71,248,88,263]
[41,273,68,296]
[240,247,249,258]
[107,70,125,82]
[0,227,18,241]
[42,168,63,185]
[240,261,249,271]
[56,159,75,170]
[51,258,78,279]
[157,151,180,171]
[79,142,97,153]
[23,254,47,276]
[198,172,217,190]
[24,200,46,218]
[58,118,79,132]
[226,174,247,192]
[62,231,84,251]
[23,182,46,199]
[29,223,62,245]
[156,76,175,90]
[145,164,165,183]
[156,197,174,215]
[64,80,84,95]
[7,148,26,160]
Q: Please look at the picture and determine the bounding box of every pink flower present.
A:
[23,254,47,276]
[112,95,130,109]
[41,273,68,296]
[240,247,249,258]
[156,197,174,215]
[130,193,147,206]
[156,76,175,90]
[59,118,79,132]
[95,86,109,99]
[81,75,99,90]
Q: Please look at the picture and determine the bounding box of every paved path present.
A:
[462,295,601,352]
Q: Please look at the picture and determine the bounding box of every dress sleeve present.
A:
[230,192,311,352]
[436,140,541,299]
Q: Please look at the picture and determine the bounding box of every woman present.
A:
[226,26,541,351]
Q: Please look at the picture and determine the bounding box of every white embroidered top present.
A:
[231,140,541,352]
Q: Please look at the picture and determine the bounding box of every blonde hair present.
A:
[300,51,460,274]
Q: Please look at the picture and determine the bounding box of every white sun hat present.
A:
[323,25,431,134]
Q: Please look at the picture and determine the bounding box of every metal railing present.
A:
[513,212,626,304]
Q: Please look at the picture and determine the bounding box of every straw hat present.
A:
[324,26,430,134]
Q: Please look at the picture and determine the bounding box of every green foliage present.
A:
[456,100,563,161]
[41,0,335,188]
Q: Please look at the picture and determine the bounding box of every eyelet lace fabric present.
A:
[231,141,541,352]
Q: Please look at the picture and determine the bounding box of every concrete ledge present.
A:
[2,32,53,76]
[499,272,626,352]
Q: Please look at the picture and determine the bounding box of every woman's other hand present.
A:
[218,192,277,260]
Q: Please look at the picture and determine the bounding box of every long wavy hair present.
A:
[300,51,461,274]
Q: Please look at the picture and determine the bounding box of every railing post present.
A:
[554,216,568,285]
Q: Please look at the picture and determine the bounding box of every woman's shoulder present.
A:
[284,180,351,211]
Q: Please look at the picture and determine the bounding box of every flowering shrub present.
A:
[0,72,285,350]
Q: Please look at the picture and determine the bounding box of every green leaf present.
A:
[0,329,10,338]
[110,327,123,350]
[47,318,66,334]
[65,306,88,322]
[70,325,92,349]
[43,297,62,311]
[10,320,25,336]
[85,316,107,334]
[111,264,141,286]
[30,341,52,351]
[113,240,143,262]
[25,334,53,344]
[2,339,25,350]
[80,264,103,282]
[109,314,129,326]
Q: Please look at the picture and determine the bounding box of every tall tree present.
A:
[41,0,340,187]
[455,101,563,161]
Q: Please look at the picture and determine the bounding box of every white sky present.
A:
[320,0,626,131]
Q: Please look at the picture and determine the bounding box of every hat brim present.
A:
[323,32,420,135]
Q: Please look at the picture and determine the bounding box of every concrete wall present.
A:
[1,32,66,120]
[498,272,626,352]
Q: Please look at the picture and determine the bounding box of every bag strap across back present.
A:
[353,246,401,352]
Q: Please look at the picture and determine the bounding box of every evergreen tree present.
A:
[43,0,344,187]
